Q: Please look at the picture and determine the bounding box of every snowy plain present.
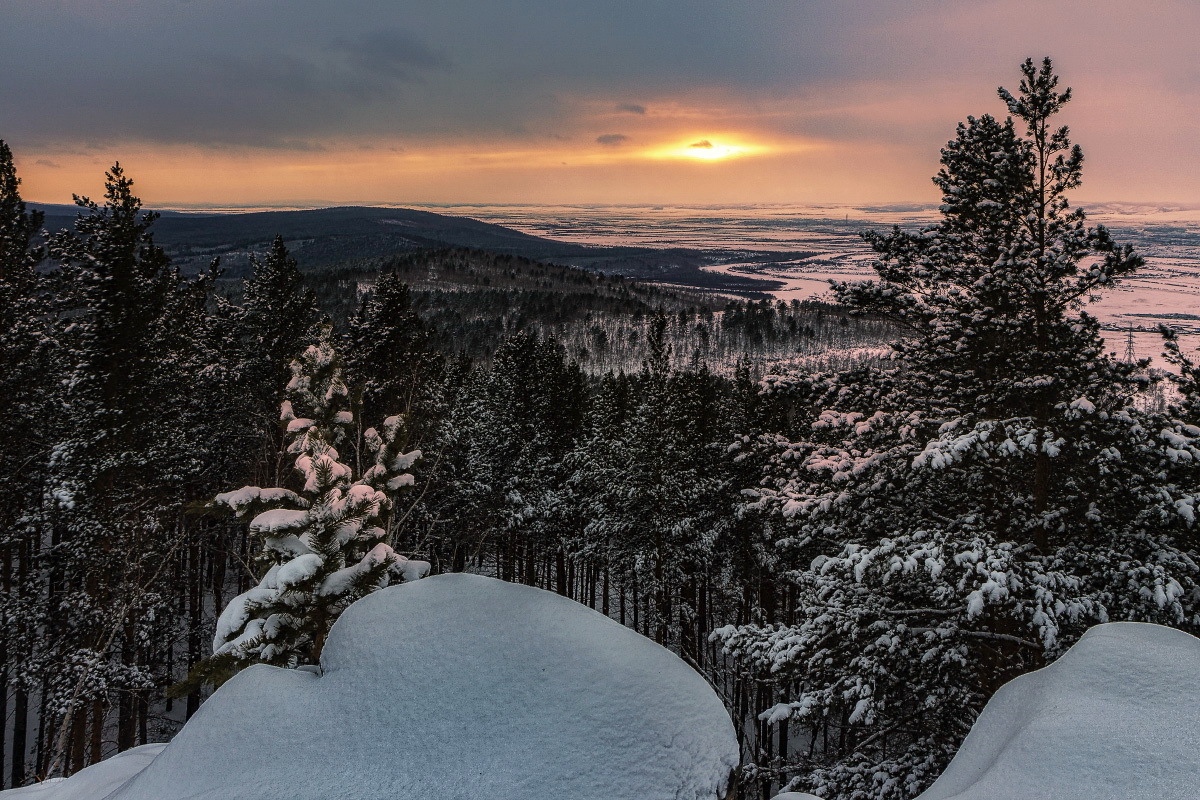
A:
[434,202,1200,367]
[2,574,739,800]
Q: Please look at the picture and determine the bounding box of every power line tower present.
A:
[1123,323,1136,363]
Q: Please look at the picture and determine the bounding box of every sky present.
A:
[4,0,1200,207]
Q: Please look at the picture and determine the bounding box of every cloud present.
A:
[4,0,1199,203]
[596,133,630,146]
[35,159,61,168]
[689,139,714,149]
[329,28,453,80]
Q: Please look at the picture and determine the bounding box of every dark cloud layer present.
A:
[0,0,937,149]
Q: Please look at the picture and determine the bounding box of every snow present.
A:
[0,745,165,800]
[394,556,431,583]
[248,508,308,535]
[275,553,322,588]
[57,574,737,800]
[213,486,306,515]
[915,621,1200,800]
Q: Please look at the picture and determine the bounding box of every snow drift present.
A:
[0,746,164,800]
[916,621,1200,800]
[36,574,737,800]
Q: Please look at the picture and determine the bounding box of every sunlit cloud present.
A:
[6,0,1199,205]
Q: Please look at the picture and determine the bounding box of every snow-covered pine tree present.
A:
[0,140,48,788]
[240,235,320,397]
[234,235,321,487]
[343,272,442,431]
[569,321,732,649]
[1162,326,1200,425]
[716,58,1200,800]
[40,164,211,766]
[442,331,584,585]
[192,331,428,683]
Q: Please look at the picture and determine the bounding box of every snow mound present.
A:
[108,574,739,800]
[917,622,1200,800]
[0,745,165,800]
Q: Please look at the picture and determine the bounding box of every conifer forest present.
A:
[2,58,1200,800]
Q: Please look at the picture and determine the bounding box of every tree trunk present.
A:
[555,548,567,596]
[10,686,27,787]
[89,700,103,766]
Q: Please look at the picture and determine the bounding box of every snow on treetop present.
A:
[915,622,1200,800]
[96,574,740,800]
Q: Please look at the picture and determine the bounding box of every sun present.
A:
[680,139,745,160]
[642,137,762,162]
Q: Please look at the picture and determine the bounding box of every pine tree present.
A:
[841,58,1142,422]
[37,165,209,769]
[240,235,320,400]
[442,331,585,584]
[343,272,442,432]
[191,331,427,683]
[716,59,1200,800]
[571,348,732,648]
[0,140,47,788]
[234,235,321,488]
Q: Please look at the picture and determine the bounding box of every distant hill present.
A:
[32,203,785,293]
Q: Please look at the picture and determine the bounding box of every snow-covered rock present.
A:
[40,574,736,800]
[916,621,1200,800]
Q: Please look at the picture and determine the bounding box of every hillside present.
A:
[33,203,792,293]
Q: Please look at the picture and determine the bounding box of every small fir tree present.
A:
[192,331,428,684]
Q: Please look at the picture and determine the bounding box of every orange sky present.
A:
[6,1,1200,208]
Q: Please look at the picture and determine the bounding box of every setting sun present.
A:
[644,138,762,162]
[684,140,742,160]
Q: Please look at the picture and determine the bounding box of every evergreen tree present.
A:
[192,332,427,683]
[443,332,585,582]
[0,140,47,787]
[236,235,321,485]
[240,235,320,395]
[571,346,732,647]
[36,165,209,769]
[716,59,1200,800]
[343,272,443,451]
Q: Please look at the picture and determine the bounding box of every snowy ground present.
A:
[915,622,1200,800]
[3,574,738,800]
[0,746,164,800]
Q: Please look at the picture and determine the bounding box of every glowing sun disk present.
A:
[646,138,762,162]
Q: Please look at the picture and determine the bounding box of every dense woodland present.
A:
[3,59,1200,800]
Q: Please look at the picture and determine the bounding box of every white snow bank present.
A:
[0,744,165,800]
[92,574,737,800]
[917,621,1200,800]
